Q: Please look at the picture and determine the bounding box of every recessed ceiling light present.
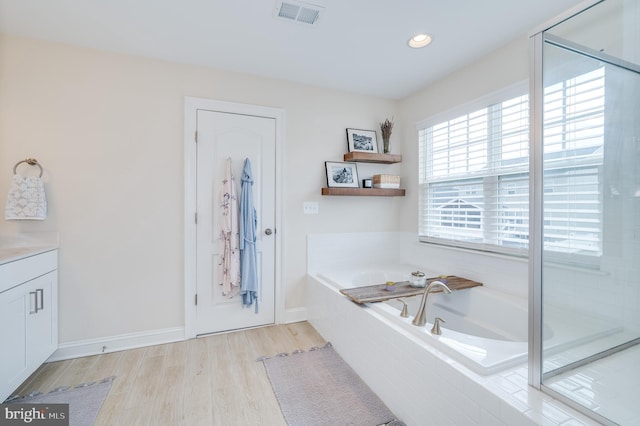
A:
[408,34,432,49]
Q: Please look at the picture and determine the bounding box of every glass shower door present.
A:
[536,1,640,424]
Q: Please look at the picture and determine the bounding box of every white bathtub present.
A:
[306,234,605,425]
[317,265,529,375]
[316,264,618,376]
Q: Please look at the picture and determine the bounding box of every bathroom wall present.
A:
[0,34,399,343]
[396,36,531,235]
[392,16,640,337]
[307,232,529,298]
[391,32,633,320]
[391,36,532,298]
[0,31,570,346]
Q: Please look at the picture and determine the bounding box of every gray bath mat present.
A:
[3,376,115,426]
[259,343,404,426]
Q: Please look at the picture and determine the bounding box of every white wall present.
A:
[0,30,596,346]
[394,28,640,337]
[0,34,399,343]
[308,232,529,297]
[396,36,531,233]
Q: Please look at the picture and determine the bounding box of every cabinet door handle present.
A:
[36,288,44,311]
[29,291,38,314]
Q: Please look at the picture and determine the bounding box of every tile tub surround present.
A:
[307,232,530,299]
[546,343,640,425]
[307,272,599,426]
[306,232,599,425]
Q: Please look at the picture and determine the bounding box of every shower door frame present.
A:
[529,2,640,424]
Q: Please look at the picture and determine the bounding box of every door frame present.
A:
[184,97,285,339]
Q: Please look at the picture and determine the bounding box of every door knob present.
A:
[265,228,273,235]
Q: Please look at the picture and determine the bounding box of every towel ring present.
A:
[13,158,43,178]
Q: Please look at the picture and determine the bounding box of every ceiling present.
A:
[0,0,586,99]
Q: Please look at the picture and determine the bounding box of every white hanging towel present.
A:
[218,157,240,297]
[5,174,47,220]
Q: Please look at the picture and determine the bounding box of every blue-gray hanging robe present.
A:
[239,158,259,312]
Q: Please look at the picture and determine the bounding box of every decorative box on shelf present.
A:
[373,174,400,189]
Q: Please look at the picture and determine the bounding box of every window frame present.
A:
[417,82,530,257]
[417,73,605,265]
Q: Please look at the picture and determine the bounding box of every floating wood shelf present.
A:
[343,152,402,164]
[321,187,405,196]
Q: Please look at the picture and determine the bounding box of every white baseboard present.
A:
[284,307,307,324]
[48,311,307,362]
[48,327,185,362]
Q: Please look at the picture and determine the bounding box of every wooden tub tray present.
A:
[339,276,482,304]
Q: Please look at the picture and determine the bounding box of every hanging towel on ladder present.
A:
[239,158,259,313]
[5,174,47,220]
[219,157,240,297]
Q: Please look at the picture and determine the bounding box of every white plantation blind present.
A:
[418,67,605,256]
[543,67,605,157]
[426,95,530,181]
[543,166,602,255]
[419,93,530,255]
[542,67,604,257]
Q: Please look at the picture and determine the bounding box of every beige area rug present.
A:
[259,343,404,426]
[3,376,115,426]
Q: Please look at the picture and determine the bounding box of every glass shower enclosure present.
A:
[530,0,640,425]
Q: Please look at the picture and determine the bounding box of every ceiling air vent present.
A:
[274,1,324,26]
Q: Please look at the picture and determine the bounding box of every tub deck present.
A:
[339,275,482,304]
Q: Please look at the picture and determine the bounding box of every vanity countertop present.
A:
[0,245,58,266]
[0,232,59,266]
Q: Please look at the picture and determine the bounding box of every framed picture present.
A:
[325,161,359,188]
[346,128,378,153]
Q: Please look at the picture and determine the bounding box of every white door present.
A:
[195,109,276,335]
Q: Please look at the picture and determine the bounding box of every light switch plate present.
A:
[303,201,319,215]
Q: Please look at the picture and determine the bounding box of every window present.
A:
[542,67,604,257]
[418,90,530,255]
[418,68,604,256]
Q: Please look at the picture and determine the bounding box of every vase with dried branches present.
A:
[380,117,394,153]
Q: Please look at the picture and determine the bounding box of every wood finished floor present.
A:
[13,322,326,426]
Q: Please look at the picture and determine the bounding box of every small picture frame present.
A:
[362,178,372,188]
[346,128,378,153]
[325,161,359,188]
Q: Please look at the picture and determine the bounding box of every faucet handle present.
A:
[431,317,446,335]
[397,299,409,318]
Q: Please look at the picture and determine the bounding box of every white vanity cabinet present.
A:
[0,249,58,402]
